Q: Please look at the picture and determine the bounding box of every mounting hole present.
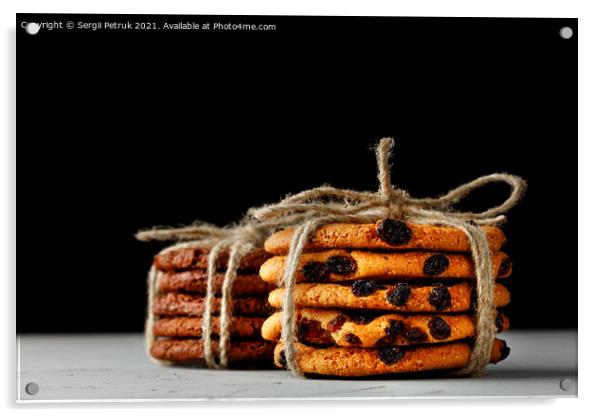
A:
[25,22,40,35]
[559,377,574,391]
[25,382,39,395]
[559,26,573,39]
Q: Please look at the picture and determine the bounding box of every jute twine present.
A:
[137,216,312,368]
[249,137,527,377]
[137,222,268,368]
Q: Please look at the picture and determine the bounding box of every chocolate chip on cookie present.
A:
[428,283,451,310]
[326,256,357,275]
[386,283,411,306]
[326,315,347,332]
[351,280,384,297]
[423,254,450,275]
[385,319,406,337]
[302,262,329,282]
[344,333,362,345]
[428,316,451,340]
[378,346,405,365]
[376,219,412,245]
[404,327,427,343]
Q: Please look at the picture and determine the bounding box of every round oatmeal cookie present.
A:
[273,338,510,376]
[150,338,275,365]
[265,221,506,255]
[261,308,510,347]
[153,292,274,317]
[153,316,265,338]
[154,247,271,272]
[267,282,510,312]
[158,270,274,296]
[259,250,511,285]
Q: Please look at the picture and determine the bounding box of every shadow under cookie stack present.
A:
[260,220,512,377]
[148,246,276,366]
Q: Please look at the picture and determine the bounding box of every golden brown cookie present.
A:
[153,292,274,317]
[267,282,510,312]
[265,221,506,255]
[153,316,265,338]
[158,270,274,296]
[262,308,510,347]
[154,247,271,272]
[150,338,275,364]
[260,250,511,285]
[273,338,510,376]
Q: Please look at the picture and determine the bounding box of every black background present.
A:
[17,14,577,332]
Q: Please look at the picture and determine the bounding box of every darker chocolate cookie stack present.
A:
[260,220,512,377]
[148,246,277,366]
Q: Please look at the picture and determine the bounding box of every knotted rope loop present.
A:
[252,175,525,227]
[376,138,402,219]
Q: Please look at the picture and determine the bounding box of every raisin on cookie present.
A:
[267,282,510,312]
[265,222,506,255]
[259,250,511,285]
[261,308,510,346]
[274,338,510,376]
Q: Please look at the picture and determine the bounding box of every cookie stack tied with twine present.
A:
[136,223,278,367]
[254,138,526,377]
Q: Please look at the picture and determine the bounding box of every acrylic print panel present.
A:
[17,14,577,401]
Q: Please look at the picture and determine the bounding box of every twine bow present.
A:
[249,137,526,377]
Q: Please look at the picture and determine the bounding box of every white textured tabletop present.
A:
[16,330,577,402]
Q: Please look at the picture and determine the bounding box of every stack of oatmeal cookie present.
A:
[149,246,276,366]
[260,220,512,376]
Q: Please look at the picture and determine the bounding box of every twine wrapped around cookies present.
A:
[137,222,268,368]
[137,216,312,367]
[250,138,526,377]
